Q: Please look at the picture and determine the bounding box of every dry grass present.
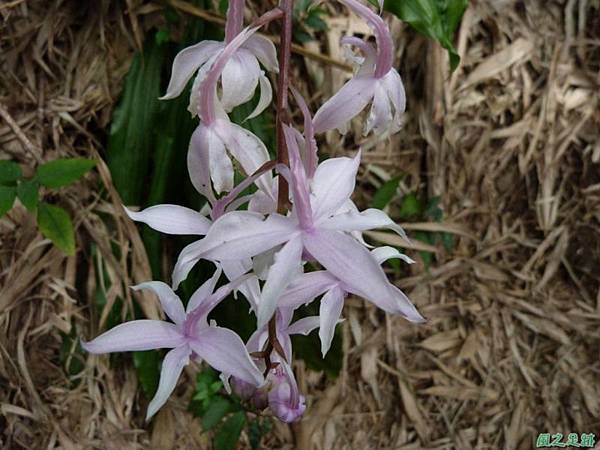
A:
[1,0,599,449]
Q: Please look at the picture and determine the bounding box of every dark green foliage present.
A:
[385,0,468,70]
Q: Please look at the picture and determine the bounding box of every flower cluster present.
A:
[83,0,423,423]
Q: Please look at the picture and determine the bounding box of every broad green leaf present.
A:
[36,158,96,188]
[215,412,246,450]
[202,397,232,431]
[17,179,39,212]
[0,186,16,217]
[372,177,401,209]
[385,0,468,71]
[37,202,75,255]
[0,160,22,185]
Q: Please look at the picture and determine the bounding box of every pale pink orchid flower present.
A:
[160,0,277,116]
[279,246,421,357]
[82,269,264,421]
[313,0,406,135]
[171,124,420,330]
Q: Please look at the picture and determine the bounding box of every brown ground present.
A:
[1,0,599,449]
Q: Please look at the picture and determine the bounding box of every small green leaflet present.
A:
[36,158,96,189]
[37,202,75,255]
[372,176,401,209]
[17,179,39,212]
[0,160,22,185]
[202,397,232,431]
[215,412,246,450]
[0,186,16,217]
[385,0,468,71]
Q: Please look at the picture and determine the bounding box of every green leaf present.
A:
[398,193,423,219]
[17,179,39,212]
[385,0,468,71]
[0,186,16,217]
[202,397,232,431]
[36,158,96,188]
[133,351,160,399]
[215,412,246,450]
[372,177,401,209]
[37,202,75,255]
[0,160,22,185]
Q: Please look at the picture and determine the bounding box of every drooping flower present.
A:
[313,0,405,135]
[171,124,423,329]
[82,269,264,420]
[160,0,277,116]
[224,306,320,422]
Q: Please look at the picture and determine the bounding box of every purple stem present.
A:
[276,0,294,214]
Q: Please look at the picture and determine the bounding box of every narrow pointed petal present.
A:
[371,246,415,265]
[172,239,206,290]
[221,260,260,311]
[217,122,272,193]
[244,72,272,121]
[311,152,360,221]
[313,77,376,134]
[146,345,191,420]
[286,316,320,336]
[187,265,223,313]
[124,205,211,235]
[257,236,304,328]
[303,229,422,319]
[132,282,186,325]
[82,321,185,354]
[321,207,409,242]
[190,326,264,386]
[243,34,279,72]
[278,271,338,310]
[161,41,222,99]
[221,49,260,111]
[318,286,345,356]
[188,125,217,203]
[365,83,392,135]
[388,284,426,322]
[197,273,253,318]
[290,88,317,178]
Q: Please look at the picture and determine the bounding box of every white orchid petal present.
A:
[161,41,222,100]
[244,72,272,121]
[132,281,186,325]
[146,345,191,420]
[124,204,211,236]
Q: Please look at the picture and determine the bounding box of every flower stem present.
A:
[276,0,293,215]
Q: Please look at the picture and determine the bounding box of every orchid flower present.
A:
[161,0,277,116]
[171,124,422,330]
[313,0,405,136]
[82,269,264,420]
[279,246,420,356]
[224,307,320,422]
